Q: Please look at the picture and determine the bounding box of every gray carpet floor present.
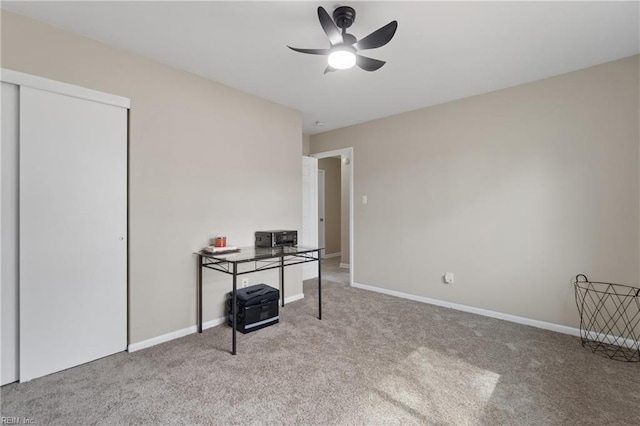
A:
[2,258,639,425]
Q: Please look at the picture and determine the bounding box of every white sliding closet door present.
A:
[20,86,127,381]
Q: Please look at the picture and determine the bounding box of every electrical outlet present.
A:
[241,278,249,288]
[444,272,454,284]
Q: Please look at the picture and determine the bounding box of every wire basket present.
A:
[573,274,640,362]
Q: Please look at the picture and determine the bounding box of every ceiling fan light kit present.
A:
[288,5,397,74]
[327,45,356,70]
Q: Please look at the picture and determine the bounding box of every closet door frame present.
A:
[1,81,20,386]
[1,69,130,109]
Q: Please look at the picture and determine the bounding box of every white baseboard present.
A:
[352,282,581,337]
[339,263,350,269]
[127,317,223,353]
[323,252,341,259]
[283,293,305,304]
[128,293,305,353]
[322,252,342,259]
[582,330,639,350]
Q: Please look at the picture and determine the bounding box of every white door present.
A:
[19,86,127,382]
[318,170,326,258]
[1,82,20,385]
[301,156,318,280]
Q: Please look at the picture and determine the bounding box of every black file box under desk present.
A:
[227,284,279,333]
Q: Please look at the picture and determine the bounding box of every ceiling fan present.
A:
[288,6,398,74]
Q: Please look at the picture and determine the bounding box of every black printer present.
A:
[255,230,297,248]
[227,284,279,333]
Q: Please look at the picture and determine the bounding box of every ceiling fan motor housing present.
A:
[333,6,356,29]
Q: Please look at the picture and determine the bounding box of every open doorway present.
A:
[311,148,353,287]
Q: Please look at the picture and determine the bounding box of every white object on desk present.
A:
[204,245,239,253]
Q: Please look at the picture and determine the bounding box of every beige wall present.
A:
[311,55,640,328]
[2,10,303,344]
[318,158,341,255]
[302,133,310,156]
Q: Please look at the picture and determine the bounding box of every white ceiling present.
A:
[4,1,639,134]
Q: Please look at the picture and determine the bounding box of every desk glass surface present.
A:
[196,244,323,354]
[197,246,321,263]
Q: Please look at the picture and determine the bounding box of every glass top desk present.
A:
[195,246,323,355]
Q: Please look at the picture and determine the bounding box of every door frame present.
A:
[301,156,319,280]
[1,81,20,385]
[311,148,354,287]
[317,169,325,258]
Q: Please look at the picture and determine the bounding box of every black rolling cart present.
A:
[196,246,322,355]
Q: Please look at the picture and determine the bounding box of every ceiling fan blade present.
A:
[317,6,343,45]
[324,66,337,74]
[356,55,386,72]
[288,46,330,55]
[354,21,398,51]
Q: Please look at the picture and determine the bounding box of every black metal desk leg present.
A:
[318,254,322,320]
[198,254,203,333]
[232,263,237,355]
[280,257,285,307]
